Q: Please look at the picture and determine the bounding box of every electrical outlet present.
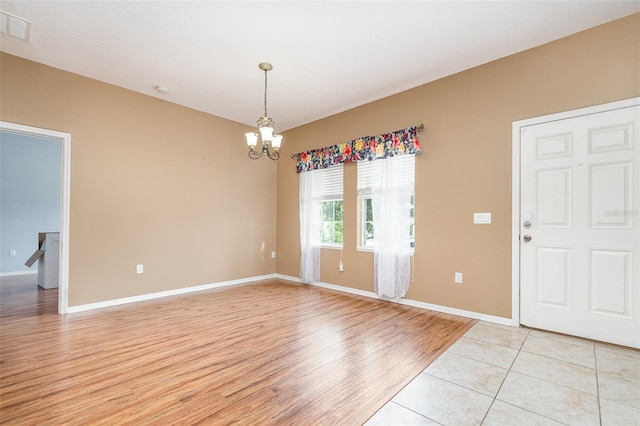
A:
[454,272,463,284]
[136,264,144,274]
[339,261,344,272]
[9,249,16,257]
[271,251,276,259]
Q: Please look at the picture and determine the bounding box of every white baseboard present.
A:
[276,274,512,326]
[66,272,511,326]
[67,274,277,314]
[0,270,37,277]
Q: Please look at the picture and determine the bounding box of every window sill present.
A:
[321,244,343,250]
[357,246,415,255]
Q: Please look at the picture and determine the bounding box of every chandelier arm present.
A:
[248,148,264,160]
[267,150,280,160]
[248,142,279,160]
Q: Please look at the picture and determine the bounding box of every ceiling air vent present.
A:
[0,11,31,41]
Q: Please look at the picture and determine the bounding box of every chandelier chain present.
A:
[263,68,268,118]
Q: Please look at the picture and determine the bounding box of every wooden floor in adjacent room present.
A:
[0,275,475,425]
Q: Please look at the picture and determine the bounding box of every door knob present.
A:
[523,235,532,242]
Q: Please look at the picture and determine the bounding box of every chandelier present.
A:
[245,62,282,160]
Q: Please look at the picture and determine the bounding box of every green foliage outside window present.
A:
[363,198,374,247]
[321,200,343,245]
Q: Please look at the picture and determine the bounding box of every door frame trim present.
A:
[511,97,640,327]
[0,121,71,314]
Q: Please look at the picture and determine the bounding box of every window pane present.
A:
[410,194,415,219]
[321,222,334,243]
[335,201,343,221]
[322,201,333,221]
[365,222,374,245]
[365,198,373,222]
[357,156,415,249]
[334,221,343,244]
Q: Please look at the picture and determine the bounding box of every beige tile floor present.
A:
[366,321,640,426]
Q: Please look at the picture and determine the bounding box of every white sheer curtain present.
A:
[371,155,414,298]
[299,170,321,283]
[299,165,344,283]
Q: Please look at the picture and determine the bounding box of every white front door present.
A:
[520,104,640,348]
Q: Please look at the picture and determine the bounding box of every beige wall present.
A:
[1,54,277,306]
[276,14,640,318]
[1,14,638,313]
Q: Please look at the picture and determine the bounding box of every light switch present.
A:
[474,213,492,224]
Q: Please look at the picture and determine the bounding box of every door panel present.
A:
[589,161,633,228]
[536,247,571,308]
[588,122,633,153]
[536,168,572,227]
[520,104,639,348]
[589,249,632,318]
[536,133,573,159]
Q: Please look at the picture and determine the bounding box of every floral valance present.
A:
[294,125,422,173]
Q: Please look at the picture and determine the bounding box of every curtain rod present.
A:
[289,124,424,158]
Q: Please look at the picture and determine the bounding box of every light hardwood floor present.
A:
[0,276,475,425]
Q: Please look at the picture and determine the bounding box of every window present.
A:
[361,197,374,247]
[359,195,414,248]
[357,155,415,249]
[307,164,344,247]
[321,200,343,245]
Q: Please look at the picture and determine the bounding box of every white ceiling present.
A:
[1,1,639,131]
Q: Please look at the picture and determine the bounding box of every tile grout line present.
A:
[594,344,602,426]
[483,333,603,426]
[377,323,623,425]
[476,327,575,426]
[388,401,445,425]
[399,323,633,425]
[478,328,528,425]
[406,323,533,425]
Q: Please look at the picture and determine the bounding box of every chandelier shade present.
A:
[245,132,258,148]
[259,125,274,143]
[271,134,283,150]
[246,62,282,160]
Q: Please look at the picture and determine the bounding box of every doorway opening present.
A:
[0,121,70,314]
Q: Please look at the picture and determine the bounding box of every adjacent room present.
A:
[1,2,639,424]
